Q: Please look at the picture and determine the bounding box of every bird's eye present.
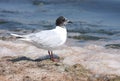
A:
[62,19,65,21]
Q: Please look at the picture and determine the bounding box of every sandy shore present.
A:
[0,56,90,81]
[0,39,120,81]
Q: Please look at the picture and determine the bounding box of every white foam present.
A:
[63,44,120,75]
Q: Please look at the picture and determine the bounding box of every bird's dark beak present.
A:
[68,21,72,23]
[67,20,72,23]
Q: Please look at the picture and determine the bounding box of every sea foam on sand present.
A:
[0,40,120,75]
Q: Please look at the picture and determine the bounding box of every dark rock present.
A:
[105,44,120,49]
[68,35,106,41]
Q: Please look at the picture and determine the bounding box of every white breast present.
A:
[54,26,67,45]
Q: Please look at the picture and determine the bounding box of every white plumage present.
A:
[11,16,72,61]
[12,26,67,50]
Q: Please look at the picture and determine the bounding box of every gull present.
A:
[11,16,72,62]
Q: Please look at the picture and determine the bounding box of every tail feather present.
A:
[10,33,31,42]
[10,33,24,38]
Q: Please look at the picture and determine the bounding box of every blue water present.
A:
[0,0,120,44]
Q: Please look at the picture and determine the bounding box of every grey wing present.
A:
[25,30,62,47]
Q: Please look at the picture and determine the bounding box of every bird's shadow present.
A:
[9,54,60,62]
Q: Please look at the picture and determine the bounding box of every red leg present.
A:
[48,50,59,62]
[50,51,54,61]
[51,51,59,62]
[48,51,54,61]
[48,50,51,58]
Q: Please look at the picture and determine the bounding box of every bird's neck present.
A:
[56,26,66,29]
[55,26,67,33]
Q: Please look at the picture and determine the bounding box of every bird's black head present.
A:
[56,16,72,26]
